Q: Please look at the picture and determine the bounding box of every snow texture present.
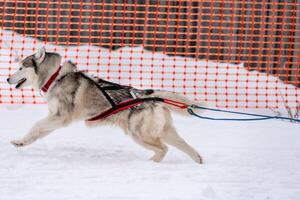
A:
[0,105,300,200]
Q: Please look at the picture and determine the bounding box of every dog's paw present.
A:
[195,154,204,164]
[150,156,163,163]
[11,140,26,147]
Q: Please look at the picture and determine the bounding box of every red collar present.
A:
[41,65,62,93]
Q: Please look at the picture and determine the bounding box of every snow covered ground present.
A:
[1,105,300,200]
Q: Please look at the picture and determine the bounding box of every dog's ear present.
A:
[34,47,46,64]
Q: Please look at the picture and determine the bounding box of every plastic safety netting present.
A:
[0,1,299,108]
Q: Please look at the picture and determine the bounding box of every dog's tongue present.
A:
[15,78,26,89]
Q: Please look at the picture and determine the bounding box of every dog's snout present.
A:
[6,78,10,83]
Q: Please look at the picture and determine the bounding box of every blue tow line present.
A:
[187,105,300,123]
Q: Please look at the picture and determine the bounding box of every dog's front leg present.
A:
[11,114,69,147]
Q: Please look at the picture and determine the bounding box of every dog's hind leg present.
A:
[162,125,203,164]
[131,136,168,162]
[11,114,70,147]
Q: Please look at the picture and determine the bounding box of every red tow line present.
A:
[163,98,188,109]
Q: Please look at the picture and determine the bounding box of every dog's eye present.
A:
[19,68,23,70]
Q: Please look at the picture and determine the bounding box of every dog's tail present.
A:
[146,90,204,116]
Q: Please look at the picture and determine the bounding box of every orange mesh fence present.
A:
[0,1,299,109]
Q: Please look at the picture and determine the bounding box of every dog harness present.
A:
[40,64,188,122]
[86,77,188,121]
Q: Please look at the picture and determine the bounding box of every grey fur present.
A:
[7,48,203,164]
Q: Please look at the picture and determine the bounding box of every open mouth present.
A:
[15,78,27,89]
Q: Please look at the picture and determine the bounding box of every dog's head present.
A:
[7,47,61,89]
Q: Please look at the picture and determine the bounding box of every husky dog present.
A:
[7,47,203,164]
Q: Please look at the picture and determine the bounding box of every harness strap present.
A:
[101,85,125,90]
[96,85,116,107]
[87,97,165,121]
[95,79,133,108]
